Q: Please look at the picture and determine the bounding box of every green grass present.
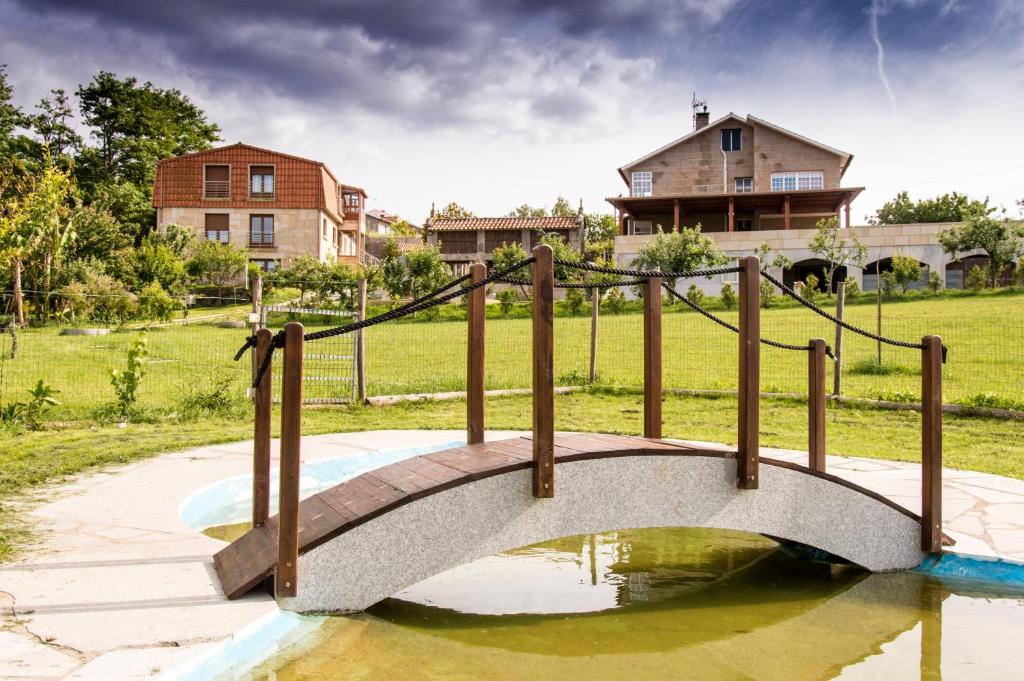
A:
[1,289,1022,419]
[2,390,1023,561]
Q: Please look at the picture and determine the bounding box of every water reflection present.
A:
[216,527,1024,681]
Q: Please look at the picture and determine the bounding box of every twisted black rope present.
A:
[493,276,650,289]
[661,283,835,358]
[238,258,536,388]
[553,258,741,279]
[759,269,946,361]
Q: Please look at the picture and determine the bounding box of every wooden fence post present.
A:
[589,286,599,383]
[808,338,827,473]
[467,262,486,444]
[356,278,367,404]
[921,335,943,553]
[832,280,846,396]
[643,275,662,439]
[252,328,273,528]
[738,256,761,489]
[276,322,304,598]
[532,245,554,498]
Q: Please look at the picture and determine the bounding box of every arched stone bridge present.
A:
[214,434,930,613]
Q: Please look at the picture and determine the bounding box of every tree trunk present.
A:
[13,258,25,328]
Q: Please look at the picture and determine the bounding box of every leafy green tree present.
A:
[631,225,728,294]
[69,201,132,265]
[378,238,407,301]
[871,191,993,225]
[808,217,867,290]
[0,65,30,164]
[30,89,81,165]
[938,212,1024,287]
[274,254,328,303]
[75,71,220,194]
[497,288,517,315]
[754,243,792,270]
[186,241,247,300]
[686,284,704,307]
[537,232,583,281]
[507,204,546,218]
[403,245,451,301]
[926,270,942,293]
[137,281,178,322]
[564,287,583,315]
[551,196,575,217]
[134,235,188,293]
[492,241,529,273]
[603,287,626,314]
[720,282,737,310]
[888,254,922,293]
[433,202,474,220]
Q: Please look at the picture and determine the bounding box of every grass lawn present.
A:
[2,289,1022,418]
[2,389,1022,561]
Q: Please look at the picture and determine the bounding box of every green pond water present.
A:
[205,525,1024,680]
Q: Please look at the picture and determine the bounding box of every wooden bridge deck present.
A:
[213,433,931,600]
[214,434,724,598]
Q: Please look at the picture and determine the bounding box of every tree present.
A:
[938,211,1024,288]
[0,65,30,162]
[871,191,993,225]
[433,202,474,220]
[378,238,407,301]
[31,89,81,164]
[186,241,247,300]
[507,204,546,218]
[537,232,583,281]
[631,225,728,294]
[753,243,792,271]
[551,196,575,217]
[134,235,188,293]
[584,213,616,261]
[888,254,922,293]
[75,71,220,193]
[808,217,867,290]
[403,245,450,301]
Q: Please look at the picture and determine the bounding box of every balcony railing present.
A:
[204,180,230,199]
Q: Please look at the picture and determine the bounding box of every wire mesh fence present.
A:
[0,284,1021,421]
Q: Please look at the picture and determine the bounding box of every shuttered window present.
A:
[204,214,230,243]
[250,166,275,197]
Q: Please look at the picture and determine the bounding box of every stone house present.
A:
[152,143,367,271]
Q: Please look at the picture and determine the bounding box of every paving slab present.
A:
[1,430,1022,679]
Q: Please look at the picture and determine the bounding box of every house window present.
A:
[249,215,274,246]
[631,171,652,197]
[735,218,753,232]
[339,232,356,257]
[735,177,753,193]
[770,171,824,192]
[721,128,742,152]
[249,166,275,197]
[249,258,280,272]
[204,214,230,243]
[204,165,230,199]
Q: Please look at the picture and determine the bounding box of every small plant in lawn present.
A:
[603,287,626,315]
[966,265,988,291]
[110,336,147,421]
[177,375,246,420]
[926,270,943,293]
[564,287,584,315]
[686,284,704,307]
[953,393,1024,412]
[0,380,60,430]
[557,369,589,386]
[865,388,920,403]
[497,289,517,316]
[719,282,737,310]
[849,357,919,376]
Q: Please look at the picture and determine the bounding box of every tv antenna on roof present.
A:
[692,92,707,114]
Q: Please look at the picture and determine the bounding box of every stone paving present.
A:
[0,430,1022,680]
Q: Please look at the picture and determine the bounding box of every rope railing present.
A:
[492,276,650,289]
[758,269,947,361]
[660,282,835,358]
[553,258,742,280]
[236,257,537,388]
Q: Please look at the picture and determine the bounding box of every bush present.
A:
[177,375,246,420]
[843,276,860,297]
[966,265,987,291]
[0,380,60,430]
[926,270,943,293]
[138,282,179,322]
[953,393,1024,412]
[497,289,517,316]
[803,274,820,302]
[889,254,922,293]
[564,287,584,315]
[603,287,626,314]
[685,284,704,307]
[110,336,147,421]
[719,282,737,310]
[849,357,919,376]
[759,279,776,308]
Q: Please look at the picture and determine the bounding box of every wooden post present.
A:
[589,286,599,383]
[467,262,486,444]
[808,338,827,473]
[783,196,791,230]
[832,281,846,396]
[727,196,735,232]
[673,199,680,232]
[356,278,367,403]
[276,322,304,598]
[737,256,761,489]
[252,328,273,528]
[532,245,555,498]
[643,275,662,439]
[921,335,943,554]
[844,200,852,230]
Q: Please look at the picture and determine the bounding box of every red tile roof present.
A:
[430,216,580,232]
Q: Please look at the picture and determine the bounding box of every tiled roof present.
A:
[430,216,580,232]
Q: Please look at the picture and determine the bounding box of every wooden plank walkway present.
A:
[213,434,718,599]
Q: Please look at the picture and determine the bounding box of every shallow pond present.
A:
[205,526,1024,680]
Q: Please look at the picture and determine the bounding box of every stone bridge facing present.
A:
[208,435,926,613]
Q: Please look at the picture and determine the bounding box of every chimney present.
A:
[694,105,710,131]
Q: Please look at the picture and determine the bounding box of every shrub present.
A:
[953,393,1024,412]
[843,276,860,297]
[603,287,626,315]
[497,289,517,316]
[720,282,737,310]
[138,282,179,322]
[84,273,138,325]
[849,357,919,376]
[926,270,943,293]
[564,287,584,315]
[0,380,60,430]
[759,279,776,308]
[110,336,147,421]
[803,274,820,302]
[686,284,704,307]
[966,265,987,291]
[177,375,246,419]
[865,388,919,403]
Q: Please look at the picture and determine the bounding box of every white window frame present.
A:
[734,177,753,193]
[631,171,652,197]
[770,170,824,192]
[248,164,276,197]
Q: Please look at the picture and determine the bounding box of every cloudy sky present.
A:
[2,0,1022,224]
